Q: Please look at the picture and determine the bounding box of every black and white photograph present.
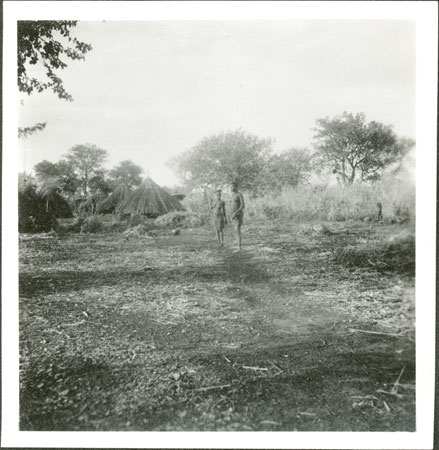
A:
[2,1,437,448]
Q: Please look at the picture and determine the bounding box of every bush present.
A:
[80,216,104,233]
[181,191,211,220]
[128,214,148,226]
[262,205,284,219]
[19,184,58,232]
[64,217,85,233]
[154,211,205,228]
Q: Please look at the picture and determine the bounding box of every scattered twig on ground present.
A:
[151,318,178,326]
[348,328,401,337]
[63,320,86,327]
[269,370,284,378]
[223,355,231,363]
[267,360,282,371]
[383,401,391,412]
[391,366,406,394]
[298,412,316,416]
[260,420,281,425]
[243,366,268,371]
[397,383,415,390]
[376,389,405,399]
[194,384,232,392]
[71,404,88,419]
[350,395,378,400]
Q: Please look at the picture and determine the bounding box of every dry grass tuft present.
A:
[334,230,415,274]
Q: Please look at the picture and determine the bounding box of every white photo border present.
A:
[2,1,437,448]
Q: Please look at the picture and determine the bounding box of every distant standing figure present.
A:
[377,202,383,221]
[230,181,245,251]
[211,189,227,246]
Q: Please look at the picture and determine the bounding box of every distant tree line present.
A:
[19,143,145,231]
[170,113,414,194]
[20,112,414,232]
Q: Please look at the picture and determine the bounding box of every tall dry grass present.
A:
[183,175,415,223]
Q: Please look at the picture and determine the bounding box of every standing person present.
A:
[230,181,245,251]
[211,189,227,246]
[377,202,383,221]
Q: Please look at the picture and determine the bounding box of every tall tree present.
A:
[88,170,112,196]
[64,144,108,196]
[313,112,414,184]
[170,129,273,192]
[17,20,92,137]
[263,148,314,192]
[109,160,144,189]
[34,159,79,195]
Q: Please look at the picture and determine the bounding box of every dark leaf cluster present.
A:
[18,21,92,101]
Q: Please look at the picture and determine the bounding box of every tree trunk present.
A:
[348,165,356,183]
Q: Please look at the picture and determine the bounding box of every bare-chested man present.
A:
[230,181,245,251]
[211,189,227,246]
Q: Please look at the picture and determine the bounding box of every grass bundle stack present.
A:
[116,178,185,217]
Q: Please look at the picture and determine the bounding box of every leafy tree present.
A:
[34,159,79,195]
[18,122,47,139]
[18,20,92,137]
[18,172,37,190]
[64,144,108,195]
[170,129,273,191]
[313,112,414,184]
[109,160,144,189]
[263,148,314,192]
[18,20,92,100]
[89,170,112,196]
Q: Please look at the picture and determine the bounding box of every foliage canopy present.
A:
[313,112,414,184]
[18,20,92,101]
[262,148,314,192]
[170,129,273,191]
[109,160,144,189]
[64,144,108,196]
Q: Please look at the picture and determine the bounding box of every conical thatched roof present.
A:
[96,183,130,214]
[116,178,185,216]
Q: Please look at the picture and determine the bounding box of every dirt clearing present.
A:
[19,221,415,431]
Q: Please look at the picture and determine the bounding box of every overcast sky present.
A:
[19,20,415,186]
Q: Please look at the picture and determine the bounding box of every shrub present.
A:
[181,191,211,220]
[80,216,104,233]
[128,214,147,226]
[154,211,205,228]
[19,184,58,232]
[261,205,283,219]
[64,217,85,233]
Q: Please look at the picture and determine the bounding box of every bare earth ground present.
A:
[19,221,415,431]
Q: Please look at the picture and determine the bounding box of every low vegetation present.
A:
[245,177,414,223]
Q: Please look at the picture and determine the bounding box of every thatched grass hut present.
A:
[116,178,185,217]
[79,189,108,216]
[96,183,130,214]
[37,183,73,218]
